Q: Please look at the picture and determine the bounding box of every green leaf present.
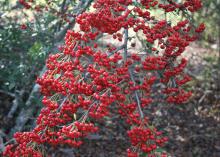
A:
[140,153,148,157]
[156,148,165,153]
[28,41,45,60]
[54,74,61,79]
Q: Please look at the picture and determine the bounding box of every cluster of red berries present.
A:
[20,24,27,30]
[19,0,43,12]
[127,126,168,156]
[195,23,206,33]
[3,132,42,157]
[3,0,205,156]
[19,0,32,9]
[18,0,74,24]
[184,0,203,12]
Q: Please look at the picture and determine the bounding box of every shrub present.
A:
[3,0,204,156]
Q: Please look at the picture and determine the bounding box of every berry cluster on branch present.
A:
[3,0,204,156]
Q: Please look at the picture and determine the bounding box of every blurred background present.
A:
[0,0,219,157]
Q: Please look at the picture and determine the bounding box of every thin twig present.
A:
[121,25,144,119]
[121,23,144,119]
[129,69,144,119]
[0,89,15,97]
[57,0,67,31]
[57,94,70,111]
[123,29,128,62]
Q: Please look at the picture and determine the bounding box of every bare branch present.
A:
[0,89,15,97]
[129,69,144,119]
[123,29,128,62]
